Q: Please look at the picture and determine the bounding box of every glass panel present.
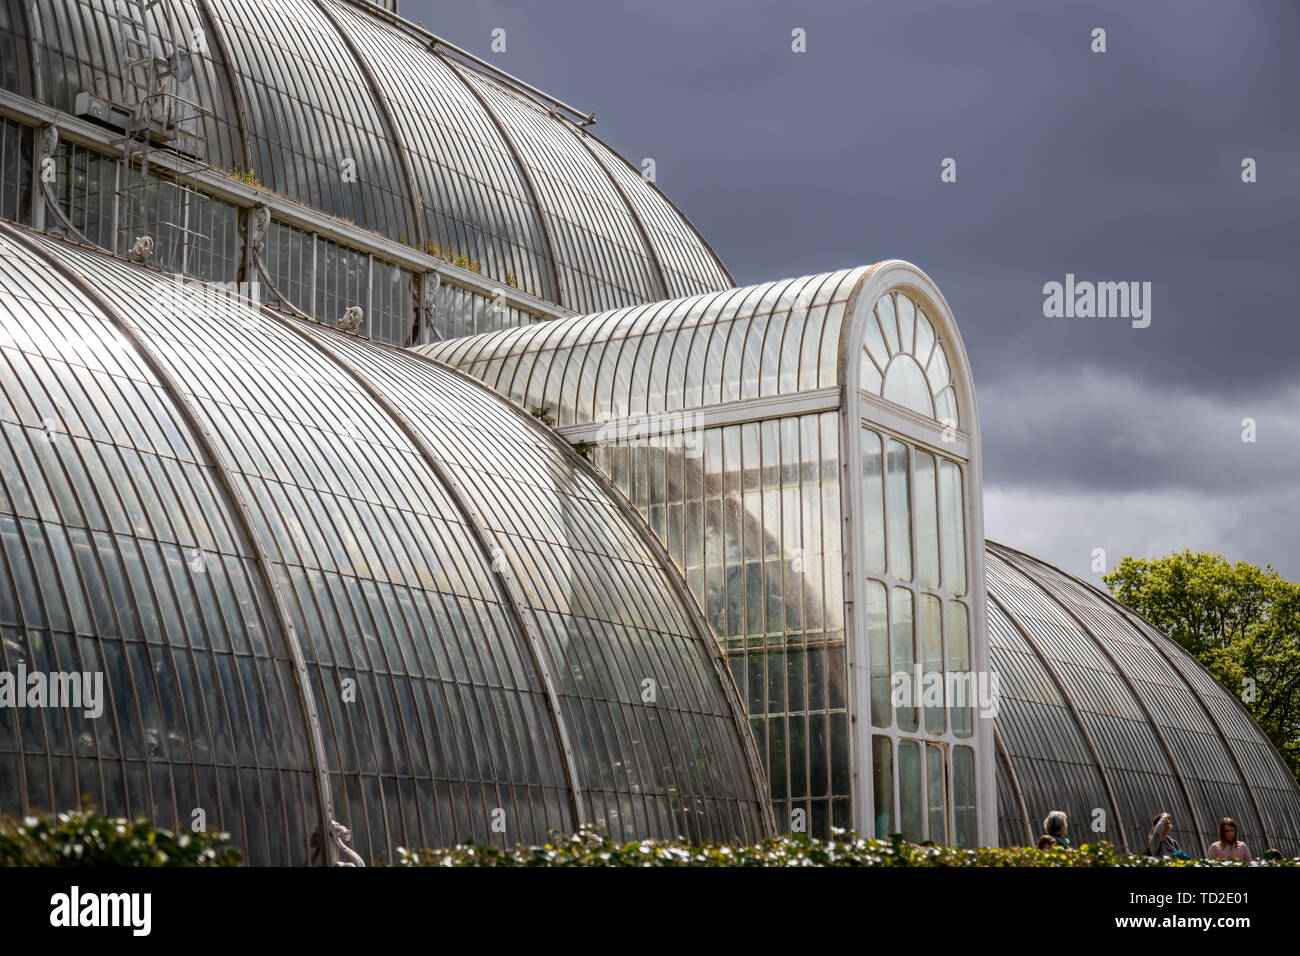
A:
[914,450,939,588]
[885,440,911,581]
[315,236,370,331]
[926,342,952,391]
[938,460,966,595]
[914,308,936,370]
[953,745,977,848]
[207,0,415,238]
[876,294,899,355]
[867,580,889,728]
[898,739,922,843]
[926,742,948,844]
[0,120,33,224]
[891,587,916,732]
[934,387,959,429]
[323,0,557,302]
[0,3,30,96]
[430,282,537,341]
[860,427,884,574]
[860,355,883,394]
[369,258,414,346]
[465,70,659,312]
[895,292,915,354]
[863,313,889,374]
[882,356,935,418]
[946,600,972,739]
[265,220,314,314]
[859,292,957,426]
[872,734,894,838]
[920,594,944,735]
[421,268,867,423]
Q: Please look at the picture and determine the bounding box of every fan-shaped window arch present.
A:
[862,291,959,428]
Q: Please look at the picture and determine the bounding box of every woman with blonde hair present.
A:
[1206,818,1251,862]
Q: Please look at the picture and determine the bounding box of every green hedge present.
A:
[394,826,1298,867]
[4,814,1293,866]
[0,811,243,867]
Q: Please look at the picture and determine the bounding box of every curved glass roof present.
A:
[987,542,1300,856]
[204,0,416,239]
[418,267,875,424]
[424,268,1300,854]
[6,0,733,311]
[0,221,768,863]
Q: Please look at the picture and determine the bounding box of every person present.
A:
[1043,811,1072,850]
[1146,812,1187,859]
[1037,835,1057,850]
[1206,818,1251,861]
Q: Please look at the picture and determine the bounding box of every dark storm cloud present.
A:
[979,370,1300,496]
[402,0,1300,576]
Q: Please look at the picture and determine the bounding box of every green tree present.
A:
[1104,551,1300,782]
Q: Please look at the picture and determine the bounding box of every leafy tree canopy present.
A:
[1104,550,1300,781]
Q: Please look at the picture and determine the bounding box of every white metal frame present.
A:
[839,261,995,846]
[552,260,997,845]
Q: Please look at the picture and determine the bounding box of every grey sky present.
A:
[404,0,1300,583]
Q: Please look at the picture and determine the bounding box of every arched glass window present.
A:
[858,284,975,848]
[862,291,959,428]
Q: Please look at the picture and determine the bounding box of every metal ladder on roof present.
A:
[114,0,207,149]
[112,0,212,271]
[117,0,163,132]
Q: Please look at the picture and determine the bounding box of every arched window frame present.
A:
[839,262,993,847]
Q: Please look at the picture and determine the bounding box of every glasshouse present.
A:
[0,0,1297,865]
[424,270,1300,856]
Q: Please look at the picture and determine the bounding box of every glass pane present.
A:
[891,587,916,732]
[953,745,977,848]
[914,308,936,369]
[882,356,936,418]
[946,601,972,739]
[898,739,922,843]
[863,313,889,374]
[872,735,894,838]
[926,742,948,845]
[861,428,885,574]
[920,594,944,735]
[938,460,966,595]
[895,293,915,355]
[876,294,899,355]
[867,580,890,728]
[861,355,883,394]
[914,451,939,588]
[934,386,959,430]
[926,342,952,390]
[885,440,912,581]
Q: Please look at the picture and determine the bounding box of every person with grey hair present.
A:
[1041,810,1072,850]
